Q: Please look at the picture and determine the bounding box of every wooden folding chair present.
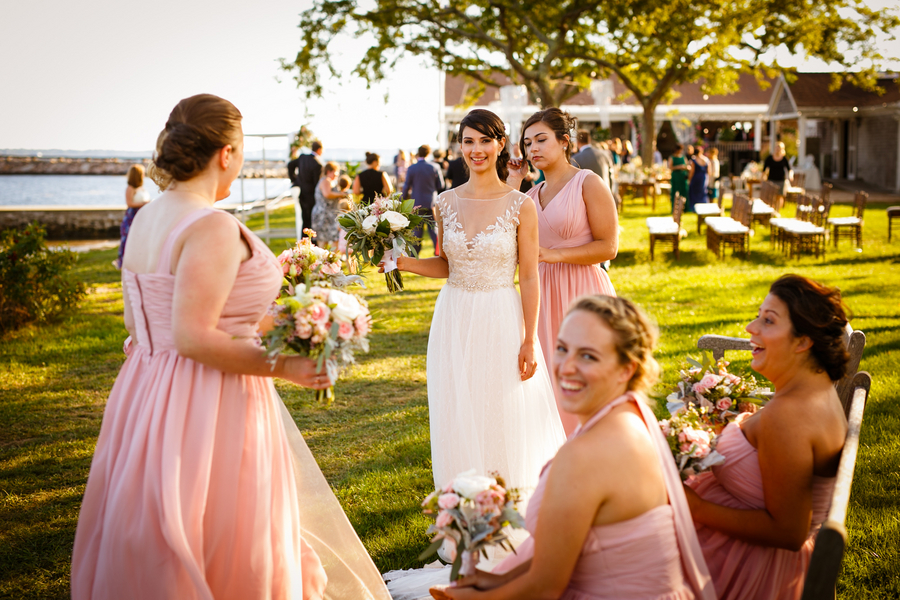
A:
[829,191,867,249]
[647,193,685,260]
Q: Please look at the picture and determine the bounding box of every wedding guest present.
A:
[623,139,635,164]
[611,138,623,165]
[707,148,721,201]
[114,164,152,270]
[668,144,690,211]
[445,145,469,190]
[312,161,350,248]
[571,130,605,181]
[395,149,409,187]
[687,146,710,212]
[352,152,393,204]
[431,296,715,600]
[294,140,324,237]
[402,144,445,253]
[508,108,618,435]
[653,144,664,166]
[389,109,565,497]
[71,94,351,599]
[684,274,850,600]
[764,142,793,193]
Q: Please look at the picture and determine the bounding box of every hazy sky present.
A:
[1,0,897,154]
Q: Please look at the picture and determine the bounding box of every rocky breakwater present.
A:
[0,206,125,240]
[0,156,287,178]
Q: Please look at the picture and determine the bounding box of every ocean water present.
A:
[0,174,292,207]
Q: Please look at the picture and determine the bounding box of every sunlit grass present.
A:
[1,197,898,597]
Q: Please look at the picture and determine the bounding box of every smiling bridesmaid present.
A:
[507,108,619,435]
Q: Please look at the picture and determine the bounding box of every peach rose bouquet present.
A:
[262,283,371,404]
[420,470,524,581]
[276,230,362,294]
[659,406,725,480]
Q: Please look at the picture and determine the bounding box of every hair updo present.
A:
[148,94,242,190]
[365,152,380,166]
[457,109,510,181]
[520,107,577,162]
[568,295,661,393]
[768,274,850,381]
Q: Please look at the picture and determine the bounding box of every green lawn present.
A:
[1,196,898,598]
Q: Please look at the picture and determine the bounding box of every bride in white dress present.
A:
[392,109,565,496]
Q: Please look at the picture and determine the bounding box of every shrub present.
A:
[0,223,86,334]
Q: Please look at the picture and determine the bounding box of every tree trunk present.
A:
[641,103,656,165]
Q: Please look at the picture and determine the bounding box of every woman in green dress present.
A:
[668,144,690,211]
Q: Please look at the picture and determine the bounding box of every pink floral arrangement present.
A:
[666,351,767,425]
[276,230,361,294]
[659,406,725,480]
[262,283,371,404]
[420,470,524,581]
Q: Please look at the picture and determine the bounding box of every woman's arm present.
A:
[517,200,540,381]
[539,173,618,265]
[170,212,330,389]
[319,179,347,200]
[685,401,817,550]
[382,172,394,196]
[393,203,449,278]
[352,175,362,195]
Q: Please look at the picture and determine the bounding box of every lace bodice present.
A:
[436,189,525,292]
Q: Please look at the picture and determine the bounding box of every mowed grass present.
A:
[1,195,898,598]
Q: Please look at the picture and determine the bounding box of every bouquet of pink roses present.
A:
[420,470,525,581]
[337,193,429,293]
[659,406,725,480]
[262,283,371,404]
[666,351,767,426]
[276,231,362,294]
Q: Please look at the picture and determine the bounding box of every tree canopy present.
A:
[283,0,900,161]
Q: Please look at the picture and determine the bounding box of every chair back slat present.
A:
[854,191,868,220]
[792,171,807,188]
[673,193,686,225]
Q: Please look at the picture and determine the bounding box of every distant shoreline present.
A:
[0,156,286,178]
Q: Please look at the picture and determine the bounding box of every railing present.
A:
[239,133,290,244]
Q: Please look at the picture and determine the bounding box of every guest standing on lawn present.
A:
[508,108,618,436]
[684,274,849,600]
[352,152,392,204]
[687,146,709,212]
[114,164,151,270]
[402,144,445,253]
[669,144,690,211]
[764,142,793,193]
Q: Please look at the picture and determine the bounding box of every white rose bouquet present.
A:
[337,192,429,293]
[420,470,525,581]
[262,283,371,404]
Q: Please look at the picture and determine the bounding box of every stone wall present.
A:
[0,156,286,178]
[0,206,125,240]
[857,116,899,191]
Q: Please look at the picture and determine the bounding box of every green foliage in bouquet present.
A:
[0,223,86,334]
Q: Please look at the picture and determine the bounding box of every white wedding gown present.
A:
[385,188,565,599]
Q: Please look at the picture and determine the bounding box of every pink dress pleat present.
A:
[687,414,835,600]
[527,170,616,435]
[71,208,327,600]
[494,392,716,600]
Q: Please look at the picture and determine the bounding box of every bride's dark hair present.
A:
[457,109,510,181]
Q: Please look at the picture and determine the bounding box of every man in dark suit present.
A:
[403,144,444,253]
[445,144,468,190]
[288,140,323,237]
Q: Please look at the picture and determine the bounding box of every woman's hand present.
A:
[281,356,332,389]
[429,583,478,600]
[506,158,528,189]
[537,246,561,264]
[518,339,538,381]
[377,255,406,273]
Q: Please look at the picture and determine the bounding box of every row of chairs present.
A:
[706,194,752,258]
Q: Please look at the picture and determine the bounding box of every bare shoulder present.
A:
[181,210,242,250]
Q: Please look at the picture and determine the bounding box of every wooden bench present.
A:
[696,328,869,599]
[706,194,751,258]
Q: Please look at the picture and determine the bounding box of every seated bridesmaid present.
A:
[432,296,715,600]
[684,274,850,600]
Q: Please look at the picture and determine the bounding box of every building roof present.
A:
[784,73,900,108]
[444,72,773,108]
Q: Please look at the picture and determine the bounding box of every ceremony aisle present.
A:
[1,201,898,598]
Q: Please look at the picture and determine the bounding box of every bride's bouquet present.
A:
[659,406,725,480]
[420,470,525,581]
[276,231,363,293]
[262,283,371,405]
[337,193,429,293]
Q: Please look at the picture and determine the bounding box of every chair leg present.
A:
[650,236,655,260]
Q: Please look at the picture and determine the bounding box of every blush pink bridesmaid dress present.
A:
[527,169,617,435]
[494,392,716,600]
[687,414,835,600]
[71,208,390,600]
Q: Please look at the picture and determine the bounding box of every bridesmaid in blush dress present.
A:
[684,275,851,600]
[431,296,714,600]
[71,95,391,600]
[508,108,618,435]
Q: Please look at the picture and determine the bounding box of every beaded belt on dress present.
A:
[446,278,515,292]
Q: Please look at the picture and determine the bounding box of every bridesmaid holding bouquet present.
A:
[508,108,618,435]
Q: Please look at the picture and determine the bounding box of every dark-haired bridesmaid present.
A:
[507,108,618,436]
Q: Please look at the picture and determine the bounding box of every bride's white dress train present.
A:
[385,188,566,599]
